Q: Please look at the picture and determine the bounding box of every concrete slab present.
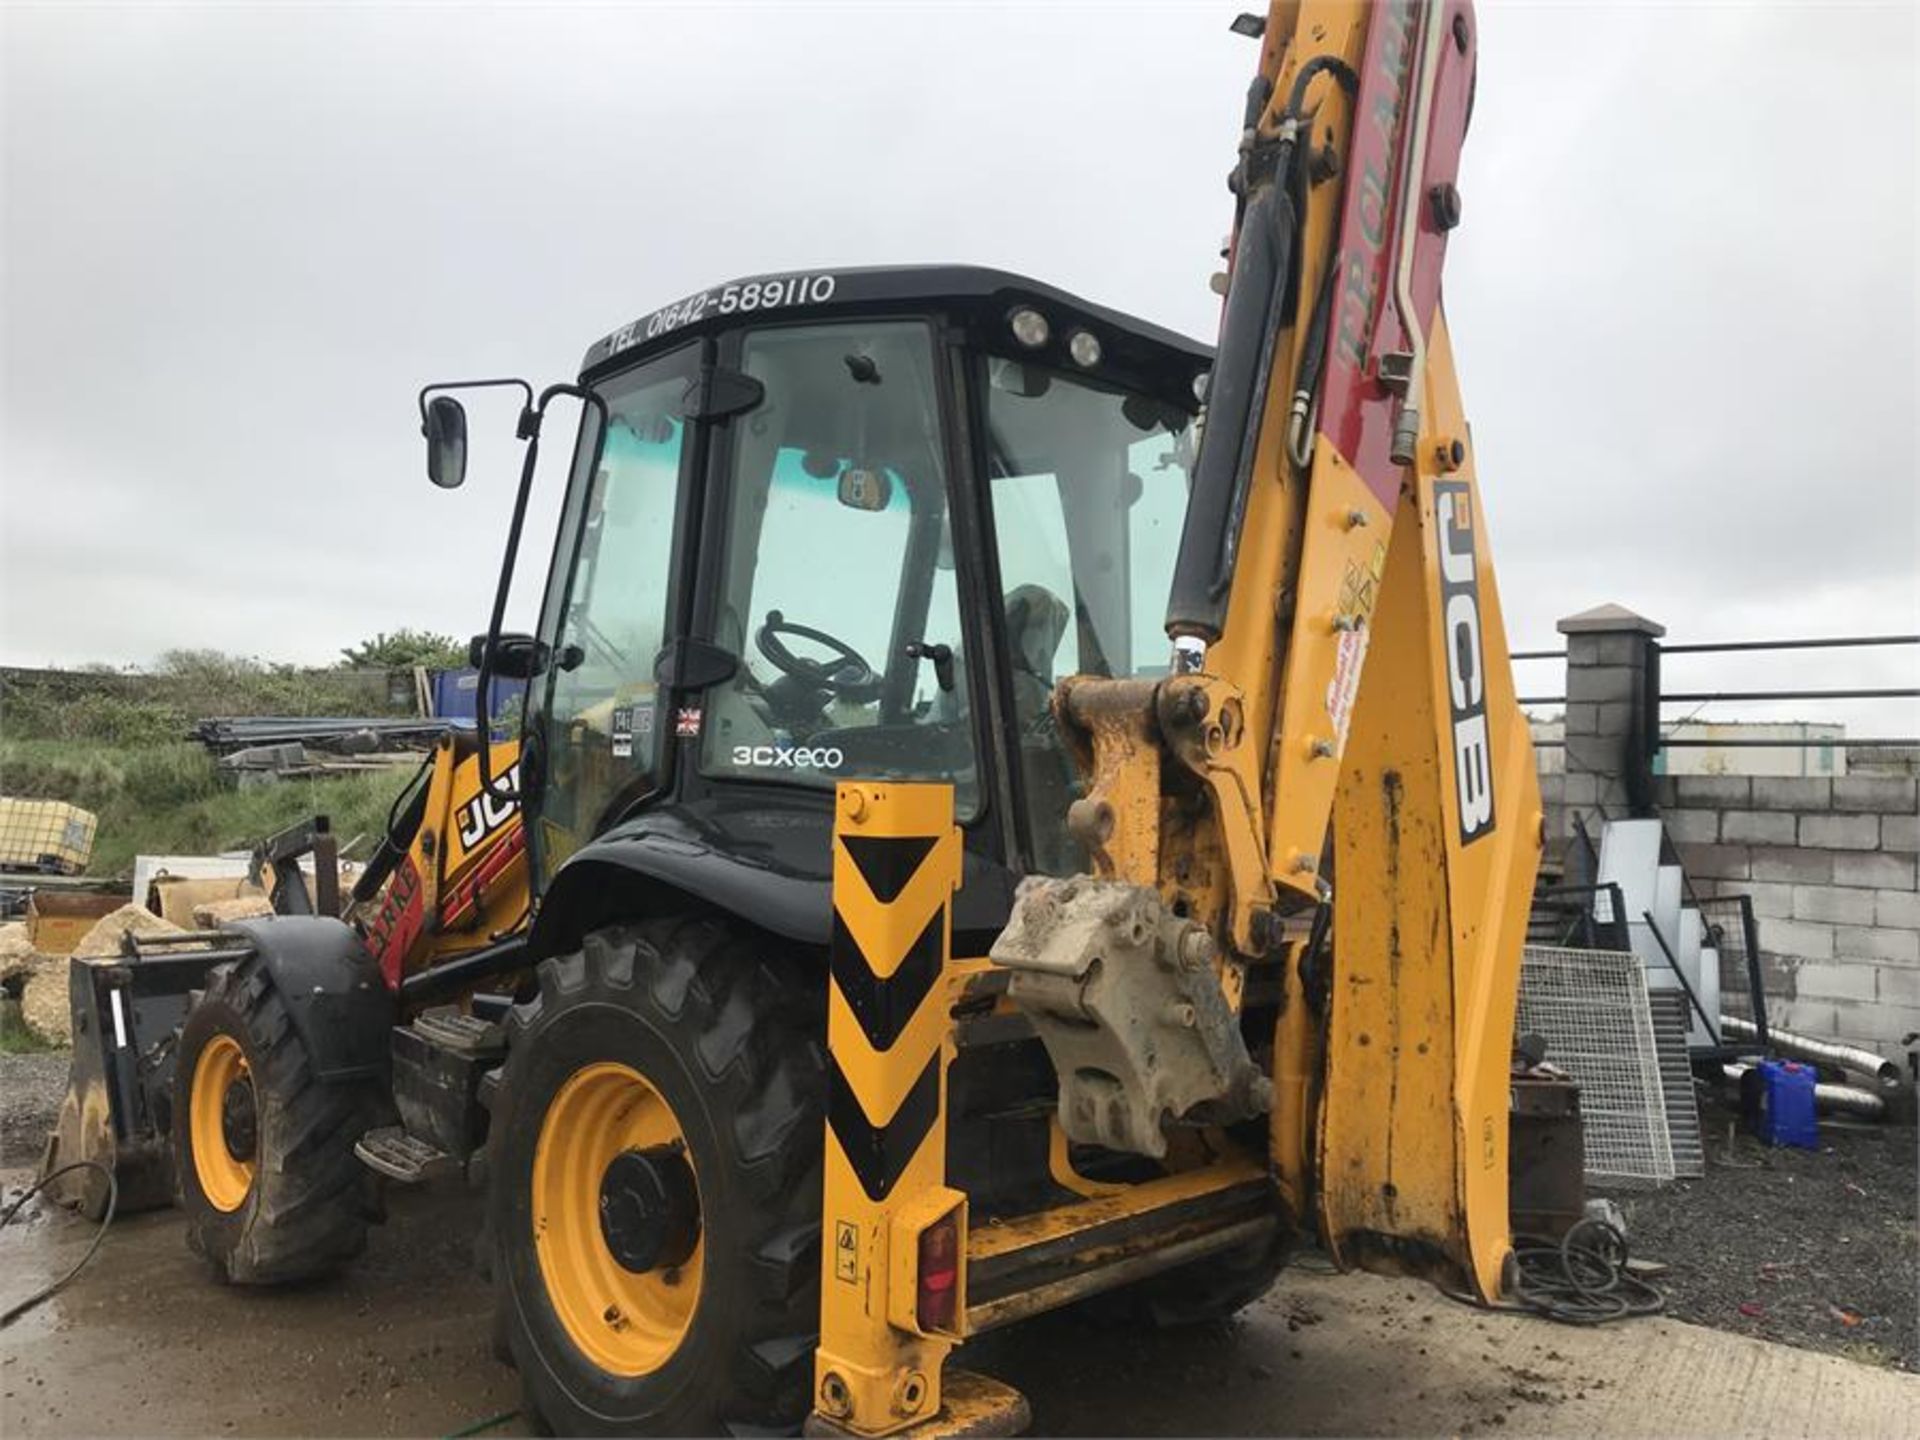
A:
[2,1178,1913,1438]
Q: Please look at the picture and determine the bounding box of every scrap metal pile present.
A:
[190,715,450,782]
[189,715,450,754]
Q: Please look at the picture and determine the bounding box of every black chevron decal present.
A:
[830,906,944,1052]
[840,833,938,905]
[826,1053,940,1202]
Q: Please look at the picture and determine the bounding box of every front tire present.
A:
[487,919,824,1436]
[173,959,382,1283]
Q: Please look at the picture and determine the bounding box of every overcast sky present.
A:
[3,1,1915,736]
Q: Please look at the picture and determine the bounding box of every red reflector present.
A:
[917,1214,960,1333]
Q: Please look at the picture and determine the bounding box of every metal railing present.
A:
[1516,632,1918,751]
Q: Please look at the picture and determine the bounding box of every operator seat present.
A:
[1004,584,1085,874]
[1004,583,1071,734]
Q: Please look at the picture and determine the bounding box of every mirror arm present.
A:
[474,382,610,809]
[416,377,533,429]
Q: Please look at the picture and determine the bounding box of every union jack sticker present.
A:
[675,707,703,738]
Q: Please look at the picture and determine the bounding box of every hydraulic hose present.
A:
[1165,173,1299,647]
[1165,54,1357,653]
[1386,0,1452,466]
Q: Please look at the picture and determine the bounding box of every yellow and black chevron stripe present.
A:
[815,782,962,1434]
[825,813,956,1200]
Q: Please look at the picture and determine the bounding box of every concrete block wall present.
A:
[1535,604,1918,1057]
[1668,773,1920,1051]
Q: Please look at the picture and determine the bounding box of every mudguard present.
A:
[526,798,1018,962]
[529,799,839,959]
[225,916,395,1081]
[41,918,393,1218]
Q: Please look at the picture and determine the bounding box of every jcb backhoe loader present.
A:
[41,732,530,1232]
[51,2,1539,1433]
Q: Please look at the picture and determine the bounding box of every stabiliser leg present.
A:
[806,782,1028,1439]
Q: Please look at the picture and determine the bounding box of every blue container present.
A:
[430,668,526,727]
[1748,1059,1819,1149]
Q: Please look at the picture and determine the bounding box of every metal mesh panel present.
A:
[1647,989,1705,1177]
[1518,945,1676,1185]
[1698,894,1764,1026]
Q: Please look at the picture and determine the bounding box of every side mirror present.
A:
[470,631,547,680]
[424,396,469,490]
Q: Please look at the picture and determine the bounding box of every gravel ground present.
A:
[1600,1090,1919,1373]
[0,1050,68,1169]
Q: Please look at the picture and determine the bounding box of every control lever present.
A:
[904,641,955,693]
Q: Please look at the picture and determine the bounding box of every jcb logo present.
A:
[457,764,521,850]
[1435,482,1494,843]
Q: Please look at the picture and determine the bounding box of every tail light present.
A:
[916,1212,960,1334]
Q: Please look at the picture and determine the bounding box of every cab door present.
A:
[525,342,702,884]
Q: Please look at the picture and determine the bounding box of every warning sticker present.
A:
[834,1220,859,1284]
[1323,543,1387,747]
[610,706,634,759]
[1325,627,1370,747]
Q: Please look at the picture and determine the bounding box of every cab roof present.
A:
[579,264,1214,387]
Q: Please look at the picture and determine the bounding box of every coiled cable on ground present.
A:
[1509,1218,1665,1325]
[0,1160,118,1328]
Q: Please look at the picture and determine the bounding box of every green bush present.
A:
[0,650,430,878]
[121,746,221,809]
[0,738,417,880]
[67,693,186,746]
[338,629,468,670]
[0,739,128,812]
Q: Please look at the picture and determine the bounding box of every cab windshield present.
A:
[700,322,977,813]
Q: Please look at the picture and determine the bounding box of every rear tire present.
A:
[173,959,383,1283]
[486,918,825,1436]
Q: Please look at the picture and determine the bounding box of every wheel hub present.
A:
[533,1061,704,1375]
[598,1146,700,1274]
[220,1076,258,1162]
[189,1032,256,1213]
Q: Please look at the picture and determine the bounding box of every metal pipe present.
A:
[1721,1063,1889,1120]
[1528,688,1920,705]
[1720,1016,1902,1089]
[1659,737,1920,749]
[1386,0,1451,467]
[1661,687,1920,703]
[1662,634,1918,655]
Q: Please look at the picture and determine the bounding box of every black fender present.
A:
[524,796,1019,965]
[528,811,833,962]
[226,916,395,1082]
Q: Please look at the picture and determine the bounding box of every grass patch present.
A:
[1,739,418,879]
[1,997,61,1054]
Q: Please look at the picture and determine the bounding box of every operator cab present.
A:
[434,266,1211,920]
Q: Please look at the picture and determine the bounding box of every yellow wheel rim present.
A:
[532,1062,704,1377]
[189,1033,255,1212]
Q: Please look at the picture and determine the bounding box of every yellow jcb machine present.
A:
[65,1,1540,1432]
[42,732,529,1241]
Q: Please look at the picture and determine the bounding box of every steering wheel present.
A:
[755,610,882,701]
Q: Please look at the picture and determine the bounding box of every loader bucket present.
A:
[39,936,242,1217]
